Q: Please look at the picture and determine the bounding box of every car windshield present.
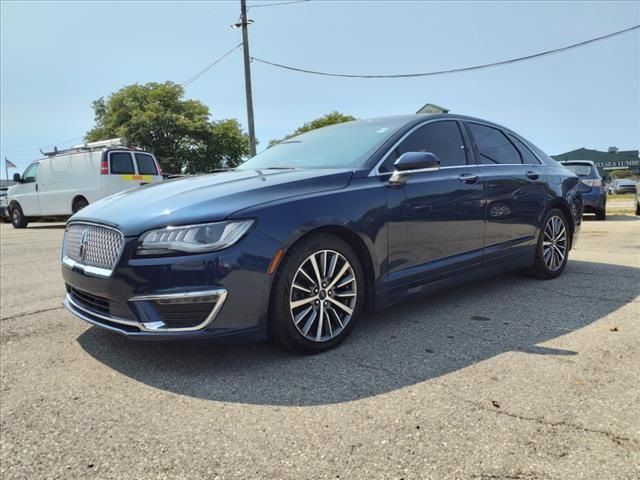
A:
[239,118,408,170]
[563,164,594,177]
[616,179,635,185]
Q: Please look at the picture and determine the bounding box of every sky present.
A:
[1,0,639,174]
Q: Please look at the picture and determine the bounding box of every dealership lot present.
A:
[1,218,639,479]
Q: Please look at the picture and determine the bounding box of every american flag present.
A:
[5,158,17,168]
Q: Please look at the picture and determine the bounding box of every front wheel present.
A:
[10,204,28,229]
[269,233,365,354]
[524,208,570,279]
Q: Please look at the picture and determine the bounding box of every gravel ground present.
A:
[1,216,639,480]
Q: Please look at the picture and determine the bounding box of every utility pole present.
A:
[240,0,257,156]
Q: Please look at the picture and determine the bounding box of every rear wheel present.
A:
[10,203,28,229]
[269,233,364,354]
[595,206,606,221]
[636,201,640,216]
[72,197,89,214]
[524,208,569,279]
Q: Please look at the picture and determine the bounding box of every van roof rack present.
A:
[40,138,132,157]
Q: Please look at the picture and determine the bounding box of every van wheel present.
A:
[72,197,89,213]
[10,204,28,229]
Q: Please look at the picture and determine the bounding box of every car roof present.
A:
[357,113,512,129]
[560,160,597,166]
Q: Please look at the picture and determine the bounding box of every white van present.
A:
[7,138,162,228]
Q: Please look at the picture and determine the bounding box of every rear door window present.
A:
[110,152,135,174]
[134,153,159,175]
[507,134,541,165]
[468,123,522,165]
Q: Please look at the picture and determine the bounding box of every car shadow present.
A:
[77,260,639,406]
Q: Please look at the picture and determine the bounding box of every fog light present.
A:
[156,295,218,305]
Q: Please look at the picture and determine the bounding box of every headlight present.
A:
[136,220,254,256]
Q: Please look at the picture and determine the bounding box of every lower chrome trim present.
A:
[63,256,113,278]
[130,289,228,332]
[64,288,228,333]
[66,293,139,327]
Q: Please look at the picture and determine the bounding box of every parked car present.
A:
[0,186,9,222]
[61,114,582,354]
[560,160,607,220]
[7,138,162,228]
[607,178,637,195]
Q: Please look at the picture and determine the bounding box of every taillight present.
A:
[101,159,108,175]
[582,179,602,187]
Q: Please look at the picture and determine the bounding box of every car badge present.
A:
[79,228,89,262]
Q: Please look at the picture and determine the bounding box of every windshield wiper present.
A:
[262,166,297,170]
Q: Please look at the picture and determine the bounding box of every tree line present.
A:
[86,81,355,174]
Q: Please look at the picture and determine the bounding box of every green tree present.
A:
[86,82,250,173]
[269,111,357,147]
[608,169,637,179]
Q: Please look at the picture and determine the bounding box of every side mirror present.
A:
[390,152,440,185]
[394,152,441,172]
[12,173,21,183]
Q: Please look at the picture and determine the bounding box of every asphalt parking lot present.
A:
[1,216,639,480]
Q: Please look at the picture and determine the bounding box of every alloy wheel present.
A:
[543,215,567,271]
[289,249,357,343]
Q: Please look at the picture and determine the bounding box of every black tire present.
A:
[523,208,569,279]
[72,197,89,214]
[10,203,28,229]
[636,201,640,216]
[269,233,365,354]
[595,207,606,221]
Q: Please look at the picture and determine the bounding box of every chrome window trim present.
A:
[369,118,544,177]
[65,288,228,333]
[130,289,228,332]
[62,221,124,278]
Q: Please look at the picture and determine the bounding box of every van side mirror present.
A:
[389,152,441,185]
[12,173,21,183]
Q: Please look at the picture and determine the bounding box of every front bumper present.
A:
[0,205,8,220]
[61,227,280,341]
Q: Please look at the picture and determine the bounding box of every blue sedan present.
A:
[61,114,582,353]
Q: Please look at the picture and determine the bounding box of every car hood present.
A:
[72,168,354,236]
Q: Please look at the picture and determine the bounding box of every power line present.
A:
[181,43,243,87]
[251,24,640,79]
[1,136,85,153]
[249,0,309,8]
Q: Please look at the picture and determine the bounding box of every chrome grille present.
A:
[64,223,123,272]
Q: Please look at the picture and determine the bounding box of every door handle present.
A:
[525,170,539,180]
[35,184,38,192]
[458,173,479,184]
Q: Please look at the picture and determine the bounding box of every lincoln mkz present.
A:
[61,115,582,353]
